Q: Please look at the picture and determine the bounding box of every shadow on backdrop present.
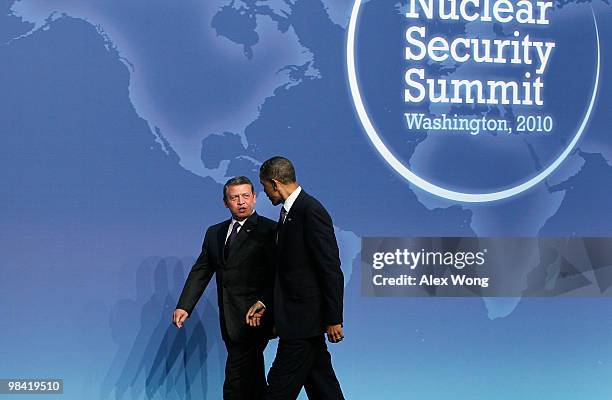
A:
[102,257,224,400]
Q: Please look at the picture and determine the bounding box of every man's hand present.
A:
[326,324,344,343]
[173,309,189,328]
[246,301,266,327]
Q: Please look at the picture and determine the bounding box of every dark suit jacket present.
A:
[176,212,276,343]
[275,190,344,340]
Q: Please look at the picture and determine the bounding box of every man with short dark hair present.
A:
[173,176,276,400]
[247,156,345,399]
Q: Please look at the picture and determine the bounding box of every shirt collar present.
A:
[283,186,302,214]
[231,210,255,227]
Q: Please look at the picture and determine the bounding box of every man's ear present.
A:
[223,198,229,209]
[271,179,279,190]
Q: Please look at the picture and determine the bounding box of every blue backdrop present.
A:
[2,0,612,398]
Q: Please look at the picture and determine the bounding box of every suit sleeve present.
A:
[176,228,215,316]
[304,203,344,326]
[259,223,277,310]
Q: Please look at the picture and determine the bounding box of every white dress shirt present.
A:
[281,186,302,221]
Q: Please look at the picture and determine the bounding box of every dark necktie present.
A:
[276,207,287,244]
[224,221,240,260]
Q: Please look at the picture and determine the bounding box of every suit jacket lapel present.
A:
[218,219,231,265]
[277,190,306,250]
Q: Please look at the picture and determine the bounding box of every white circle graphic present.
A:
[347,3,601,203]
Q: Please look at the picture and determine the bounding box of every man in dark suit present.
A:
[246,156,345,400]
[173,176,276,400]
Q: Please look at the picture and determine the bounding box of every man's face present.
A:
[224,184,256,220]
[260,178,282,206]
